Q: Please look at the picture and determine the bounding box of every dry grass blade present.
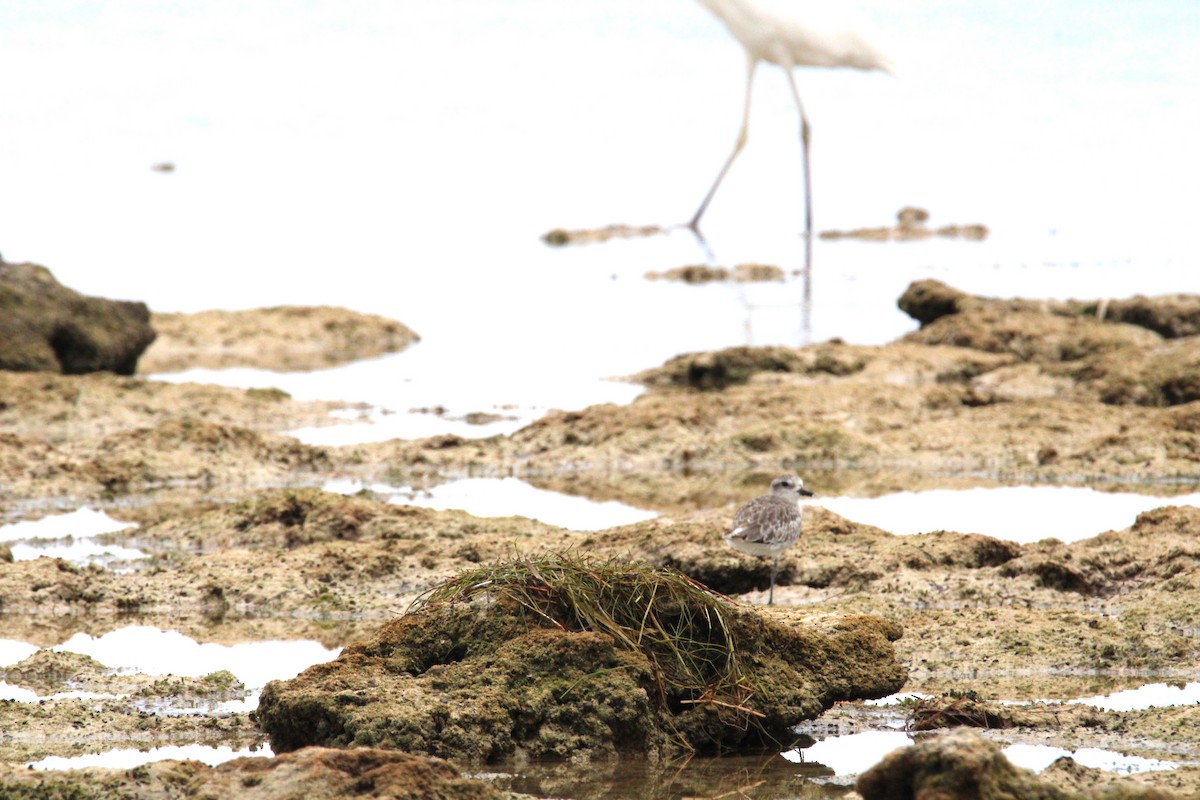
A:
[413,552,762,734]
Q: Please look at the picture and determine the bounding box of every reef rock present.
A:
[0,747,506,800]
[856,729,1179,800]
[256,554,906,761]
[0,262,155,374]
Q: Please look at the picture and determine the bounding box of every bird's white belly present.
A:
[724,531,789,558]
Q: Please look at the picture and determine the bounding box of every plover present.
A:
[725,474,813,605]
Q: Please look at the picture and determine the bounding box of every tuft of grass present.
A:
[412,553,764,735]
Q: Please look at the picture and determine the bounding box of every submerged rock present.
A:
[256,554,906,761]
[0,262,155,374]
[820,208,988,242]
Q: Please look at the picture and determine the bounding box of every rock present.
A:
[966,363,1074,404]
[0,649,109,695]
[1081,294,1200,339]
[903,305,1161,363]
[820,211,988,242]
[644,264,730,284]
[1083,338,1200,406]
[590,506,1021,598]
[542,223,664,246]
[899,279,1200,352]
[897,279,973,326]
[856,730,1060,799]
[0,747,507,800]
[627,343,869,389]
[643,263,785,284]
[256,554,907,761]
[857,730,1046,799]
[857,729,1176,800]
[0,262,155,374]
[82,418,330,495]
[140,306,420,373]
[732,263,785,282]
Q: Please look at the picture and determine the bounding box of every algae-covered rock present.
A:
[0,747,506,800]
[899,280,1200,341]
[84,418,329,494]
[0,650,110,695]
[1083,338,1200,406]
[856,729,1061,799]
[898,279,975,325]
[140,306,420,374]
[628,343,868,389]
[1086,294,1200,339]
[902,306,1160,363]
[0,262,155,374]
[256,555,906,761]
[856,729,1180,800]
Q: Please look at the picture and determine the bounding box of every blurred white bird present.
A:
[689,0,892,270]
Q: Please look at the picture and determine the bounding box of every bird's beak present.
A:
[799,488,814,497]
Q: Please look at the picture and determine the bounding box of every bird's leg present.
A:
[784,68,814,302]
[768,554,778,605]
[688,55,759,233]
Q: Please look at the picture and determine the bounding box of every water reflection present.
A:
[324,476,658,531]
[0,640,39,667]
[0,508,144,567]
[54,626,339,690]
[1070,682,1200,712]
[0,508,134,542]
[783,730,911,776]
[491,736,1180,799]
[29,743,272,771]
[495,753,844,800]
[1003,744,1178,775]
[816,486,1200,543]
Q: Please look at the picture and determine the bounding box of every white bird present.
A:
[688,0,892,267]
[725,474,813,605]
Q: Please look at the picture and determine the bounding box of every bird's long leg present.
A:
[768,554,778,605]
[783,67,814,305]
[689,55,759,232]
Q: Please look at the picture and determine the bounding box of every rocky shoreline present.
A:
[2,266,1199,798]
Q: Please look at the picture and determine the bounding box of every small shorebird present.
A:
[725,474,813,605]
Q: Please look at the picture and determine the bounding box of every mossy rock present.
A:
[0,262,155,374]
[257,554,906,761]
[629,343,868,390]
[0,747,506,800]
[903,307,1160,363]
[1082,339,1200,406]
[0,650,109,695]
[857,728,1182,800]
